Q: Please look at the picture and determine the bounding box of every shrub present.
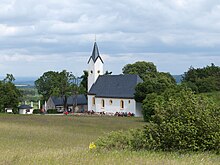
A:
[148,89,220,152]
[33,109,41,114]
[96,88,220,152]
[96,129,146,151]
[142,93,158,122]
[182,64,220,93]
[47,109,58,114]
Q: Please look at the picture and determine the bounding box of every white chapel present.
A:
[87,42,143,117]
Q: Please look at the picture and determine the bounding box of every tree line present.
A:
[1,61,218,152]
[1,61,220,120]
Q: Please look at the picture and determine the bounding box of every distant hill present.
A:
[172,75,183,84]
[0,76,36,88]
[14,77,37,87]
[2,75,183,86]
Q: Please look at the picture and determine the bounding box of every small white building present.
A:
[87,42,143,117]
[18,105,33,114]
[5,108,13,113]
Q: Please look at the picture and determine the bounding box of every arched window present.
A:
[101,99,105,108]
[120,100,124,109]
[109,100,113,105]
[92,97,95,105]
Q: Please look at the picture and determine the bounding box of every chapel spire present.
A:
[87,42,104,64]
[87,41,104,92]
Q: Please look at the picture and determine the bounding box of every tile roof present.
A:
[51,94,87,106]
[88,74,143,98]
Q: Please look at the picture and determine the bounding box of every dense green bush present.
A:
[96,88,220,152]
[96,129,146,151]
[182,64,220,93]
[148,89,220,152]
[33,109,41,114]
[142,86,183,122]
[201,91,220,107]
[142,93,158,122]
[47,109,58,114]
[134,72,176,103]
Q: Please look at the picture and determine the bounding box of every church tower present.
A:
[87,42,104,92]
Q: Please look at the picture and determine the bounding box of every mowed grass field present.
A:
[0,114,219,165]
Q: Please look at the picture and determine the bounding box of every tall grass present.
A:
[0,114,219,165]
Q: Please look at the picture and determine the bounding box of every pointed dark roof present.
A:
[18,105,33,109]
[50,94,87,106]
[87,42,104,64]
[88,75,143,98]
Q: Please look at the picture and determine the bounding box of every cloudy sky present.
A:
[0,0,220,78]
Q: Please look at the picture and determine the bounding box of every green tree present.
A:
[35,70,75,110]
[182,63,220,93]
[3,74,15,82]
[79,70,88,93]
[123,61,176,121]
[122,61,176,103]
[135,72,176,102]
[35,71,59,101]
[0,74,21,113]
[122,61,157,80]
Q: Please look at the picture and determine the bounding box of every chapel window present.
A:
[92,97,95,105]
[101,99,105,108]
[120,100,124,109]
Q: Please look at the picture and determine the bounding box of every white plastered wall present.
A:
[88,95,96,111]
[94,98,136,114]
[88,58,103,92]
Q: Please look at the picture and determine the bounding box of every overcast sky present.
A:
[0,0,220,77]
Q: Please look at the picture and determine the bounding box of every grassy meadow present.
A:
[0,114,219,165]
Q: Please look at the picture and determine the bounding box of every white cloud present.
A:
[0,24,18,36]
[0,0,220,77]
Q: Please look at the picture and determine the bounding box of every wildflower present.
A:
[89,142,96,150]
